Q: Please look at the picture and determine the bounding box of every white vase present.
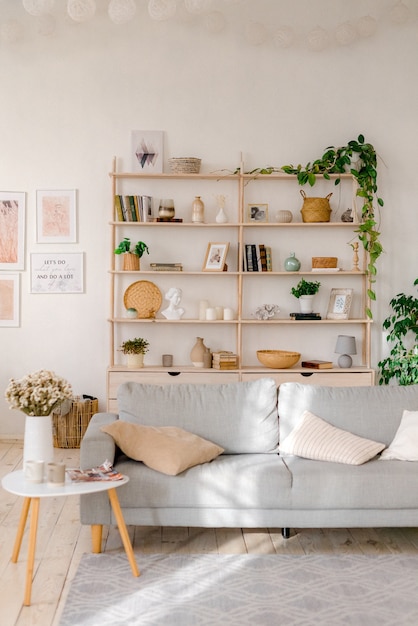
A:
[299,295,314,313]
[23,414,54,472]
[215,207,228,223]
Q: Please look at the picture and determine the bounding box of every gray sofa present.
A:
[80,379,418,540]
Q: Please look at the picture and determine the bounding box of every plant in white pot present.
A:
[291,278,321,313]
[120,337,149,368]
[114,238,149,271]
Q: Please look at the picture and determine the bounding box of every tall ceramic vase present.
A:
[190,337,207,368]
[23,414,54,471]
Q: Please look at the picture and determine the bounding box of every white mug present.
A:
[47,462,66,486]
[25,460,45,483]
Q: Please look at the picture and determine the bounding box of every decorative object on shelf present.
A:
[191,196,205,223]
[378,278,418,386]
[327,288,353,320]
[168,157,201,174]
[291,278,321,313]
[158,198,175,221]
[125,307,138,318]
[199,299,209,320]
[4,369,72,471]
[223,307,234,320]
[205,307,217,320]
[275,210,293,223]
[335,335,357,368]
[123,280,162,318]
[255,304,280,320]
[114,238,149,271]
[341,208,354,222]
[215,194,228,223]
[120,337,149,369]
[203,347,212,369]
[247,203,268,222]
[300,190,332,223]
[162,354,173,367]
[312,257,337,269]
[190,337,208,368]
[202,242,229,271]
[161,287,185,319]
[351,242,360,272]
[256,350,301,369]
[284,252,301,272]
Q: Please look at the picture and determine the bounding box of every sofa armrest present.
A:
[80,412,118,470]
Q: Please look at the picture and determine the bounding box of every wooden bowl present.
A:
[256,350,301,369]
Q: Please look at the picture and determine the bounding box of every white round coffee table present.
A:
[2,470,139,606]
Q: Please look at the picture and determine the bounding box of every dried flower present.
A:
[4,369,73,416]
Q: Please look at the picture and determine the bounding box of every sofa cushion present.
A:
[116,378,279,454]
[278,383,418,445]
[279,410,385,465]
[101,421,223,476]
[380,410,418,461]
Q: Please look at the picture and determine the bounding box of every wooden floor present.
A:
[2,441,418,626]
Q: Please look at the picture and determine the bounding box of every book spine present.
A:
[114,195,124,221]
[265,246,272,271]
[259,244,267,271]
[251,245,259,272]
[245,244,253,272]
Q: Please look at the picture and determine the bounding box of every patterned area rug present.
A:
[59,553,418,626]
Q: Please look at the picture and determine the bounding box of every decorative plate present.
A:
[123,281,162,319]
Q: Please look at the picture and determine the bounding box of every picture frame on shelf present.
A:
[131,130,163,173]
[36,189,77,243]
[0,273,19,327]
[327,288,353,320]
[0,192,25,270]
[203,242,229,272]
[247,203,268,223]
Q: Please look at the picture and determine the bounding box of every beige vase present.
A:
[123,253,140,271]
[190,337,207,367]
[126,353,144,368]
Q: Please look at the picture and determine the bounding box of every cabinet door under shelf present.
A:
[241,370,375,386]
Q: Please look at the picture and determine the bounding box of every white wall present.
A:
[1,1,417,437]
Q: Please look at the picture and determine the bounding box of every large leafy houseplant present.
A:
[378,279,418,386]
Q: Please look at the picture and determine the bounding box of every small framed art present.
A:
[131,130,163,173]
[0,273,19,327]
[247,203,268,223]
[327,288,353,320]
[36,189,77,243]
[31,252,84,294]
[203,242,229,271]
[0,192,25,270]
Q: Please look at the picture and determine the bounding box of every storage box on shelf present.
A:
[107,158,374,408]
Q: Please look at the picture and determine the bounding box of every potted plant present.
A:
[291,278,321,313]
[378,279,418,385]
[120,337,150,368]
[114,237,149,271]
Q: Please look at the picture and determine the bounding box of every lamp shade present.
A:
[335,335,357,368]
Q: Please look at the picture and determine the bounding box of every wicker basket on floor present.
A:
[53,397,98,448]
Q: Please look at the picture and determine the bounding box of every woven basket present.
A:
[168,157,201,174]
[123,253,140,271]
[312,256,338,268]
[300,190,332,222]
[53,397,98,448]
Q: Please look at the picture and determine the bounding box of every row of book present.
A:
[243,244,272,272]
[114,195,153,222]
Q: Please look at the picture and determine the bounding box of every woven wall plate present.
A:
[123,281,162,318]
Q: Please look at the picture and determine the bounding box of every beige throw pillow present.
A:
[101,421,224,476]
[279,410,385,465]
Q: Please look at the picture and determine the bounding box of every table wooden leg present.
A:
[12,497,31,563]
[107,488,140,577]
[91,524,103,553]
[24,497,40,607]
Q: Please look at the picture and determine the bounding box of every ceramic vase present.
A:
[126,353,144,368]
[215,206,228,223]
[284,252,301,272]
[23,414,54,472]
[190,337,207,367]
[299,295,314,313]
[191,196,204,223]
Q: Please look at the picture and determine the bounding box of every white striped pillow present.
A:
[280,410,385,465]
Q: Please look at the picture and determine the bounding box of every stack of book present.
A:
[212,351,238,369]
[150,263,183,272]
[243,244,272,272]
[301,360,333,369]
[289,312,322,320]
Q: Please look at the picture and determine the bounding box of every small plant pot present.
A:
[123,253,140,271]
[126,354,144,368]
[299,295,314,313]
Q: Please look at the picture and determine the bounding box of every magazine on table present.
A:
[67,460,124,482]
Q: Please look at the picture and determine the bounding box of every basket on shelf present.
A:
[300,190,332,222]
[53,396,98,448]
[168,157,201,174]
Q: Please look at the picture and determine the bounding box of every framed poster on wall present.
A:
[36,189,77,243]
[30,253,84,294]
[0,192,25,270]
[0,273,20,326]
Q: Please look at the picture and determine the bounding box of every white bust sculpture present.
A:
[161,287,185,320]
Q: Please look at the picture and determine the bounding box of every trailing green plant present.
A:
[120,337,150,355]
[114,238,149,257]
[291,278,321,298]
[378,279,418,386]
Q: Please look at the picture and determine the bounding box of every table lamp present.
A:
[335,335,357,368]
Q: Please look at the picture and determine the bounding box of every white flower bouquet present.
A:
[5,369,73,416]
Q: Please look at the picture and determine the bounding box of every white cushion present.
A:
[279,410,385,465]
[380,410,418,461]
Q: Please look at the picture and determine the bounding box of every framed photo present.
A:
[247,203,268,223]
[36,189,77,243]
[0,273,19,327]
[327,288,353,319]
[0,192,25,270]
[131,130,163,173]
[31,252,84,294]
[203,242,229,271]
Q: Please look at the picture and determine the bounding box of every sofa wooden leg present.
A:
[281,527,290,539]
[91,524,103,553]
